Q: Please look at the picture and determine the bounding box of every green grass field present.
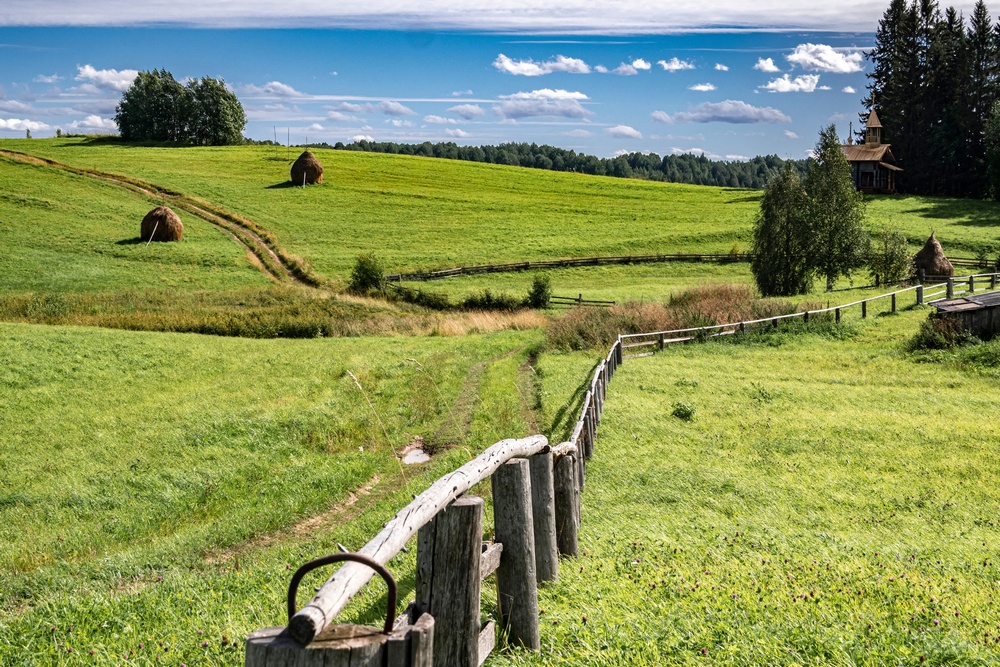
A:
[499,309,1000,666]
[3,138,1000,666]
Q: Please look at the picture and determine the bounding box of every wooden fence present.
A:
[245,340,624,666]
[549,294,616,309]
[245,272,998,665]
[619,272,1000,357]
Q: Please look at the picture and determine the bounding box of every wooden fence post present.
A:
[416,495,484,667]
[862,300,867,318]
[916,285,923,304]
[970,275,976,293]
[529,453,558,584]
[947,278,954,299]
[553,454,579,557]
[659,333,665,350]
[492,460,541,651]
[739,321,746,334]
[991,274,997,290]
[803,310,809,324]
[835,308,841,323]
[891,293,896,313]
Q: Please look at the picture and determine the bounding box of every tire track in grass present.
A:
[0,149,321,287]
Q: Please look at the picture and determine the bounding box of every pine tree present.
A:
[966,0,997,196]
[806,125,869,291]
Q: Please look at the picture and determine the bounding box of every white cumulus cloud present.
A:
[754,58,780,73]
[0,100,32,113]
[305,123,324,131]
[493,53,591,76]
[715,63,730,71]
[351,134,375,142]
[658,57,695,72]
[843,86,856,94]
[689,83,716,92]
[379,100,416,116]
[445,128,470,138]
[493,89,590,120]
[0,117,51,131]
[786,43,864,73]
[760,74,821,93]
[632,58,651,71]
[447,103,485,119]
[607,124,642,139]
[75,64,138,92]
[612,63,638,76]
[68,114,117,131]
[652,100,791,124]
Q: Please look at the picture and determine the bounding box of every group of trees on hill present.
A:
[310,139,809,189]
[866,0,1000,197]
[115,69,246,145]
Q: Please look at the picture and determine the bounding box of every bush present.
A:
[671,402,696,421]
[526,274,552,309]
[349,253,385,294]
[461,289,522,311]
[908,316,979,351]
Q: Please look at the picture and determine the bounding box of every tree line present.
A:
[115,69,246,145]
[302,139,809,189]
[866,0,1000,197]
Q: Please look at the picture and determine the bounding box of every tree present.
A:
[115,69,245,145]
[984,99,1000,197]
[868,227,912,285]
[806,125,869,291]
[750,161,813,296]
[185,77,246,146]
[115,69,187,142]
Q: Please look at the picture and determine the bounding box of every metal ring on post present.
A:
[287,553,398,635]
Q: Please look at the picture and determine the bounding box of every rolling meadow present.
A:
[2,137,1000,665]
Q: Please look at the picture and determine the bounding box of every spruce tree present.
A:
[806,125,869,291]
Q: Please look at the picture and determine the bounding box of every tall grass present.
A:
[546,283,799,350]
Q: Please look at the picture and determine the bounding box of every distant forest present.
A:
[302,140,810,190]
[865,0,1000,198]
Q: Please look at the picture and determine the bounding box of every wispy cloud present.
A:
[715,63,729,71]
[0,99,32,113]
[783,130,799,139]
[786,43,863,73]
[563,128,592,137]
[493,89,590,120]
[445,128,469,137]
[607,124,642,139]
[760,74,821,93]
[754,58,780,73]
[424,114,457,124]
[493,53,590,76]
[448,103,485,120]
[658,57,695,72]
[33,73,60,83]
[689,83,716,92]
[240,81,303,97]
[653,100,791,124]
[379,100,416,116]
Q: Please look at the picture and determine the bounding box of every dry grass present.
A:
[547,283,799,350]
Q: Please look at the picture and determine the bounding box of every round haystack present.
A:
[140,206,183,242]
[291,151,324,185]
[914,233,954,277]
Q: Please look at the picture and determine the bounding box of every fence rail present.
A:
[549,294,616,308]
[619,272,1000,357]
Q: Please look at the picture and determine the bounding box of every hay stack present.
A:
[140,206,183,242]
[291,151,324,185]
[914,233,953,276]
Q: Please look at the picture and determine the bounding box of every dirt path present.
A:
[0,149,316,286]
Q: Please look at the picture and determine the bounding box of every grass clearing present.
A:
[491,309,1000,666]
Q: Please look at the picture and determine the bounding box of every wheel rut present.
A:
[0,149,315,286]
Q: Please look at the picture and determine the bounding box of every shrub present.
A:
[908,316,980,351]
[526,274,552,309]
[461,289,522,311]
[671,402,696,421]
[349,253,385,294]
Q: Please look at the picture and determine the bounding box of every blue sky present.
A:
[0,2,987,159]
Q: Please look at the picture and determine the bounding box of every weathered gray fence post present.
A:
[970,275,976,293]
[991,273,997,290]
[552,453,580,557]
[947,278,954,299]
[916,285,924,304]
[492,460,541,651]
[528,453,558,583]
[415,495,483,667]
